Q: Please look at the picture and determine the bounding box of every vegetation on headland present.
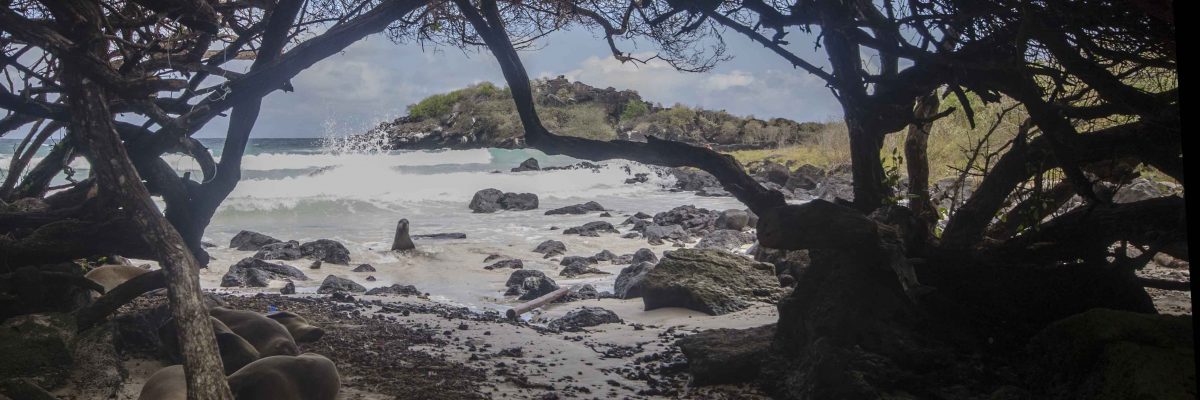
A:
[366,77,830,149]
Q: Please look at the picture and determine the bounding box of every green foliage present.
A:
[407,90,464,120]
[620,99,649,122]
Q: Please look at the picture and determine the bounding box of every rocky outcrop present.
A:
[532,240,566,258]
[230,230,282,251]
[695,229,756,251]
[677,324,775,386]
[352,264,376,272]
[563,221,619,236]
[253,239,351,265]
[632,248,658,264]
[511,157,540,172]
[559,257,609,278]
[544,201,605,215]
[714,209,751,231]
[547,307,623,332]
[469,188,539,212]
[317,275,366,294]
[640,249,782,315]
[0,313,75,389]
[485,259,524,270]
[653,205,719,234]
[614,261,655,299]
[365,284,422,296]
[504,270,560,301]
[221,258,309,288]
[299,239,352,265]
[643,224,688,245]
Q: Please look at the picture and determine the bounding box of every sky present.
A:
[194,28,843,138]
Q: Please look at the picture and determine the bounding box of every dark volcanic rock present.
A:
[714,209,750,231]
[757,161,791,186]
[253,241,303,261]
[677,324,776,386]
[300,239,352,265]
[752,246,811,278]
[504,270,560,301]
[352,264,376,272]
[641,249,782,315]
[230,230,282,251]
[632,248,658,264]
[532,240,567,258]
[653,205,719,234]
[499,192,539,211]
[469,188,504,213]
[485,259,524,270]
[669,168,720,191]
[544,201,605,215]
[696,229,756,251]
[221,258,309,287]
[591,250,618,262]
[559,258,609,278]
[548,307,623,332]
[563,221,619,237]
[317,275,366,294]
[280,282,296,295]
[365,284,422,296]
[643,224,688,245]
[614,261,656,299]
[785,164,824,191]
[511,157,540,172]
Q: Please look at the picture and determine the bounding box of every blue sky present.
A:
[195,28,842,138]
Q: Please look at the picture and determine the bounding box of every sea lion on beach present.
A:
[266,311,325,342]
[210,307,300,356]
[137,365,186,400]
[84,264,149,295]
[159,316,261,374]
[227,353,341,400]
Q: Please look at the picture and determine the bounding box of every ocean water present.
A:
[1,137,745,310]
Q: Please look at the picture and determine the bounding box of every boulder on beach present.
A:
[563,221,619,237]
[317,275,366,294]
[511,157,540,172]
[469,188,504,213]
[300,239,351,265]
[786,164,824,191]
[230,230,282,251]
[352,264,375,272]
[641,249,782,315]
[559,258,609,278]
[614,261,655,299]
[469,188,539,212]
[696,229,756,251]
[644,224,688,245]
[757,161,791,186]
[654,205,719,234]
[499,192,539,211]
[632,248,658,264]
[221,258,309,288]
[677,324,776,386]
[669,168,720,192]
[504,270,559,301]
[547,307,623,332]
[365,284,422,296]
[485,259,524,270]
[544,201,606,215]
[532,240,567,258]
[714,209,750,231]
[253,240,303,261]
[591,250,618,262]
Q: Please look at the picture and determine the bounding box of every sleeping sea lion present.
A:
[84,264,149,296]
[210,307,299,356]
[227,353,341,400]
[159,316,260,375]
[137,365,186,400]
[266,311,325,342]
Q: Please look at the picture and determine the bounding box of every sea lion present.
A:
[266,311,325,342]
[137,365,186,400]
[227,353,341,400]
[159,316,260,375]
[84,264,149,295]
[210,307,300,356]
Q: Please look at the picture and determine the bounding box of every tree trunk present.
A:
[904,92,940,230]
[846,113,889,212]
[55,1,232,398]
